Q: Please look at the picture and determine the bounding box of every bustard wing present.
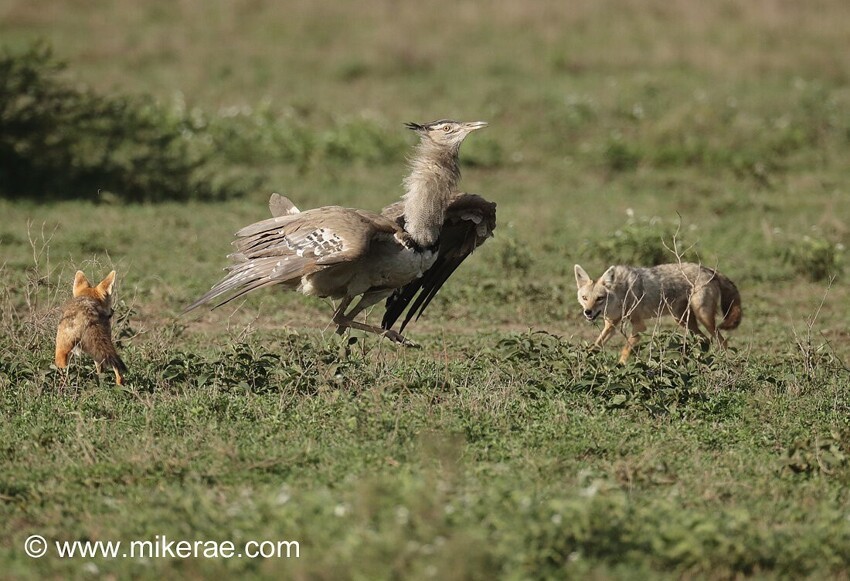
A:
[269,192,301,216]
[184,206,400,312]
[382,192,497,332]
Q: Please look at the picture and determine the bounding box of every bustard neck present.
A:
[401,141,461,248]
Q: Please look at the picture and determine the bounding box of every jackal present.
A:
[574,263,742,363]
[55,270,127,384]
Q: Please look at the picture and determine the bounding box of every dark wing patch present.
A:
[382,193,496,332]
[382,228,473,333]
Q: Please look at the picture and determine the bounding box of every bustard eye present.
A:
[443,126,453,133]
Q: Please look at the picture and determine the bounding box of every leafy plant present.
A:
[585,212,695,266]
[781,430,849,476]
[604,136,641,172]
[779,233,844,281]
[492,224,534,276]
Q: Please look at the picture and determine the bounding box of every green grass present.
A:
[2,0,850,578]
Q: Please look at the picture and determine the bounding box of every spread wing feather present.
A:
[184,206,401,313]
[381,193,496,332]
[258,191,496,331]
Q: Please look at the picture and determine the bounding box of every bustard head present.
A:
[405,119,488,149]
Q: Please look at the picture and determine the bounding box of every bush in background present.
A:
[0,43,263,202]
[0,44,415,203]
[780,233,844,282]
[585,212,696,266]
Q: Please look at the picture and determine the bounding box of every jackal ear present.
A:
[97,270,117,296]
[72,271,91,296]
[600,266,616,287]
[574,264,591,288]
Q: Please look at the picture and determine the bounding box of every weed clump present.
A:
[779,233,844,281]
[584,212,695,266]
[781,430,850,476]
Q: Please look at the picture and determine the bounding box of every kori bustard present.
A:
[185,120,496,345]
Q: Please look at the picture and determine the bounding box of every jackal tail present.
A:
[84,335,128,384]
[715,272,742,330]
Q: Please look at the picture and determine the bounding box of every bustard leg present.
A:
[332,292,416,346]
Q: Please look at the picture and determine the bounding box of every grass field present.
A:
[2,0,850,578]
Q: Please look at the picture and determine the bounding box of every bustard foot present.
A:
[382,329,419,348]
[332,318,419,347]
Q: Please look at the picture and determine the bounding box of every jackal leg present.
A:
[619,319,646,364]
[693,305,726,348]
[593,319,618,349]
[54,333,78,388]
[54,335,75,369]
[675,309,710,351]
[112,364,125,386]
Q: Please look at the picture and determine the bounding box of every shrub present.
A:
[779,233,844,281]
[0,43,262,202]
[0,45,419,203]
[585,212,695,266]
[604,137,641,172]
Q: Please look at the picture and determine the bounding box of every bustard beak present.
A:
[463,121,489,131]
